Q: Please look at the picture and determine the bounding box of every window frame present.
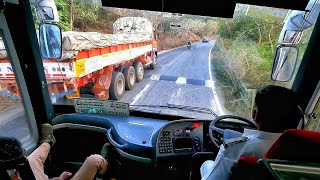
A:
[0,13,39,154]
[306,81,320,116]
[305,81,320,130]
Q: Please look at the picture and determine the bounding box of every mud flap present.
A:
[66,90,80,99]
[92,66,113,100]
[138,53,148,65]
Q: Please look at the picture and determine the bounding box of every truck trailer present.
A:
[0,17,158,101]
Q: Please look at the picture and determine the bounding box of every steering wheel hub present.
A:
[209,115,257,148]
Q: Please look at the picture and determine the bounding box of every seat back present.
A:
[230,129,320,179]
[265,129,320,163]
[229,156,272,180]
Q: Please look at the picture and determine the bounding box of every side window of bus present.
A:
[0,29,36,147]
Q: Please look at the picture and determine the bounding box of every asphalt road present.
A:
[0,105,31,143]
[120,40,224,119]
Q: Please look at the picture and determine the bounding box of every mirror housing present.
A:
[39,23,62,59]
[30,0,59,22]
[281,30,303,44]
[271,45,299,82]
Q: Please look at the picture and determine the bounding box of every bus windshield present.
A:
[0,1,316,121]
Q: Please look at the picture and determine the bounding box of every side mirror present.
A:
[281,30,303,44]
[31,0,60,22]
[271,45,299,82]
[39,23,62,59]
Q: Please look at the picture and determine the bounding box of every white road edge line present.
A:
[130,84,151,105]
[208,45,224,115]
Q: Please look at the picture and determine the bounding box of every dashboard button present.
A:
[193,137,201,151]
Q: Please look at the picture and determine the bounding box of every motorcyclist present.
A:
[187,41,192,49]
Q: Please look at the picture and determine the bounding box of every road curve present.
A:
[121,40,224,119]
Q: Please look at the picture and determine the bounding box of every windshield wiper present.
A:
[130,103,218,118]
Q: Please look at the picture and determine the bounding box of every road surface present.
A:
[0,105,31,143]
[120,40,224,118]
[0,40,224,140]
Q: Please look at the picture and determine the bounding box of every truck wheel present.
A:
[134,61,144,82]
[124,66,135,90]
[109,71,125,100]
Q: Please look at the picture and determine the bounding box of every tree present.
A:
[72,1,99,31]
[56,0,71,31]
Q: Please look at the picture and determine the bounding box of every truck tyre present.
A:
[124,66,135,90]
[109,71,125,100]
[134,61,144,82]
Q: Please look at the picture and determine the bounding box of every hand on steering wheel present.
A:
[209,115,257,148]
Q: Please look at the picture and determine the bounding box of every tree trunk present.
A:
[268,25,276,54]
[70,0,74,31]
[255,21,262,47]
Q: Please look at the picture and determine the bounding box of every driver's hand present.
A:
[50,172,73,180]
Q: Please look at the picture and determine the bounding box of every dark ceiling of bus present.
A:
[102,0,310,18]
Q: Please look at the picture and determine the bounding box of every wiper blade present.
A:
[130,103,218,118]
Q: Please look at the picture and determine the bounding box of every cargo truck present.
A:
[0,17,158,101]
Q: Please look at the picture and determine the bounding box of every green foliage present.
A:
[216,15,283,87]
[211,12,306,117]
[218,16,260,41]
[31,6,40,29]
[46,0,101,31]
[56,0,71,31]
[258,42,274,61]
[72,1,99,30]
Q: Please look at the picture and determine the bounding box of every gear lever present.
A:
[101,143,110,160]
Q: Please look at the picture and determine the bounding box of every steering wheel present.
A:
[209,115,257,148]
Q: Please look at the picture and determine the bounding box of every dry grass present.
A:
[74,21,113,34]
[0,94,19,111]
[158,31,201,51]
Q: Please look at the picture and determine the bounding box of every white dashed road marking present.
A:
[176,77,187,84]
[205,80,215,88]
[150,74,160,81]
